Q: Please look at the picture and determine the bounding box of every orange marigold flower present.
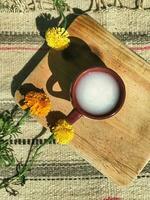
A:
[21,91,52,117]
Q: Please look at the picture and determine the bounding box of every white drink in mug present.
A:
[75,71,120,115]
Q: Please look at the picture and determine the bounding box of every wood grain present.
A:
[15,15,150,186]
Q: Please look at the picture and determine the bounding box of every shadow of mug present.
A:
[46,37,105,101]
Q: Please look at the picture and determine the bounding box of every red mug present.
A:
[66,67,126,124]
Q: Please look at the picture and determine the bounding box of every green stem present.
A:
[20,134,54,176]
[23,134,54,180]
[15,110,29,127]
[10,105,19,118]
[61,11,67,29]
[0,133,54,192]
[52,0,67,29]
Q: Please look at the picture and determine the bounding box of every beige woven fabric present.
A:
[0,178,150,200]
[0,1,150,199]
[0,0,150,11]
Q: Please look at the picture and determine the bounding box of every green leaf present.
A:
[0,118,4,130]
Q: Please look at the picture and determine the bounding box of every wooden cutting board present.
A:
[15,15,150,186]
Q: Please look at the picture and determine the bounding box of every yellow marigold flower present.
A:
[45,27,70,50]
[52,119,74,144]
[21,91,52,117]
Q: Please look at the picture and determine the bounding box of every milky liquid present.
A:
[75,71,120,115]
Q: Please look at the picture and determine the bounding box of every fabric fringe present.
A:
[0,0,150,13]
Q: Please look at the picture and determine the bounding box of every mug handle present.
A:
[66,109,82,125]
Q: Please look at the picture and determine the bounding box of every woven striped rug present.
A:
[0,1,150,199]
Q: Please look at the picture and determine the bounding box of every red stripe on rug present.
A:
[130,46,150,51]
[0,46,150,52]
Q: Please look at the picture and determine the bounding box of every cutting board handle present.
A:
[66,108,82,124]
